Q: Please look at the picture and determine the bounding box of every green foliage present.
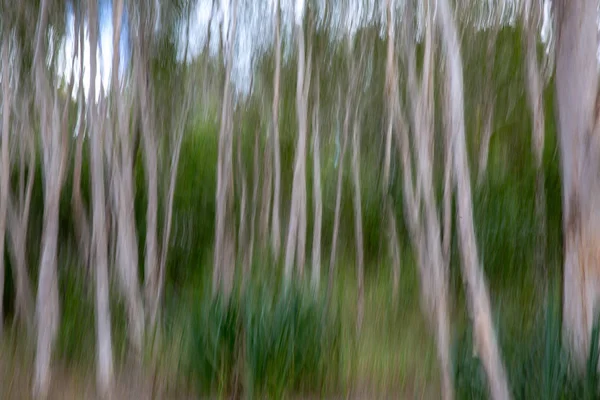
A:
[454,289,600,400]
[186,280,341,397]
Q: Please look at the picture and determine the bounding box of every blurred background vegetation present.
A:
[3,0,598,398]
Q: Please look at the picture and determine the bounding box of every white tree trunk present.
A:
[351,111,365,332]
[7,94,35,332]
[327,87,349,296]
[89,0,114,394]
[284,18,311,284]
[311,78,322,291]
[112,0,145,353]
[523,5,547,285]
[0,32,10,338]
[555,0,600,371]
[32,1,66,396]
[213,0,237,297]
[437,0,510,397]
[271,0,282,259]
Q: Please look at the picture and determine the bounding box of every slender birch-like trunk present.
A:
[327,87,348,297]
[214,0,237,297]
[437,0,510,397]
[523,1,547,287]
[311,73,322,291]
[271,0,282,259]
[87,0,114,394]
[32,0,69,395]
[284,9,311,283]
[0,29,11,338]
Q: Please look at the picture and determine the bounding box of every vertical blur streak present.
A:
[437,0,510,397]
[88,0,114,395]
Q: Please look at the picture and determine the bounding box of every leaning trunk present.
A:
[437,0,510,397]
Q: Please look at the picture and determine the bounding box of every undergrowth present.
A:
[185,280,341,398]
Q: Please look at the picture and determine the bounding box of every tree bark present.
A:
[401,5,454,396]
[236,118,249,282]
[213,0,237,298]
[72,4,91,277]
[477,29,498,185]
[155,76,191,328]
[112,0,145,353]
[351,109,365,333]
[32,1,67,396]
[437,0,510,397]
[284,14,311,284]
[555,0,600,371]
[523,4,547,290]
[271,0,282,259]
[7,94,35,334]
[384,0,401,300]
[88,0,115,394]
[247,125,260,281]
[327,87,349,298]
[311,75,322,291]
[0,31,10,339]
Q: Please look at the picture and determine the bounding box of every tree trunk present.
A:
[155,78,190,328]
[351,111,365,333]
[112,0,145,353]
[384,0,401,300]
[213,0,237,298]
[327,87,349,298]
[247,126,260,282]
[555,0,600,371]
[236,121,249,281]
[72,6,91,275]
[0,33,10,339]
[32,1,64,396]
[437,0,510,397]
[7,96,35,332]
[311,77,322,291]
[284,15,311,284]
[271,0,282,259]
[401,6,454,396]
[87,0,115,395]
[523,2,547,290]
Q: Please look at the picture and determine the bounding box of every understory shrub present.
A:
[453,291,600,399]
[187,281,341,397]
